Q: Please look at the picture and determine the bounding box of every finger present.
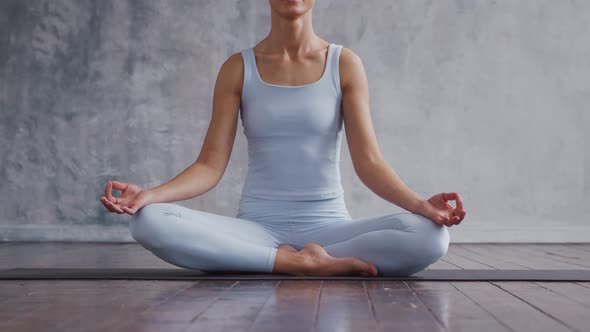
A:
[434,215,446,225]
[122,206,135,215]
[118,198,129,208]
[444,192,458,204]
[446,216,456,226]
[101,196,119,213]
[103,199,118,213]
[125,203,141,215]
[440,216,452,226]
[104,181,117,203]
[100,197,116,213]
[444,192,462,215]
[440,215,455,226]
[106,200,125,214]
[110,180,129,193]
[452,193,465,214]
[452,210,464,223]
[126,200,143,214]
[110,181,130,204]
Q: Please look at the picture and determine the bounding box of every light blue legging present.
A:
[129,194,450,276]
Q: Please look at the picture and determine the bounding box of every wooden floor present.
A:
[1,243,590,332]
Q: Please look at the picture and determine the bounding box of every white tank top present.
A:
[239,43,345,201]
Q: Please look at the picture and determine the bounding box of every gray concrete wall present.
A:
[1,0,588,242]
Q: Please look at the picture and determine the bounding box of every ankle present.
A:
[273,250,310,276]
[297,252,315,276]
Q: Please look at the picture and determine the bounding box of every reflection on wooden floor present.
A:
[1,243,589,331]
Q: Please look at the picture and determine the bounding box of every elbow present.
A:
[195,161,225,187]
[353,154,384,181]
[209,168,225,188]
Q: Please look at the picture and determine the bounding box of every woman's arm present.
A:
[339,48,466,226]
[144,52,245,204]
[339,48,426,214]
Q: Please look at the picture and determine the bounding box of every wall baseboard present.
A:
[0,225,134,242]
[1,225,590,243]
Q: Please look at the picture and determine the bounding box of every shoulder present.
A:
[215,51,245,95]
[338,46,367,92]
[339,46,363,68]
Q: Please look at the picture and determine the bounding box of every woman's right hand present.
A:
[99,180,154,215]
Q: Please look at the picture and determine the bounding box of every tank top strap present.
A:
[327,43,343,95]
[240,47,256,95]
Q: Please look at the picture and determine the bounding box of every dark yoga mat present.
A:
[1,268,590,281]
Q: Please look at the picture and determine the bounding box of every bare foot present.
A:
[299,243,378,277]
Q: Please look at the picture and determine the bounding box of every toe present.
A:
[349,258,373,275]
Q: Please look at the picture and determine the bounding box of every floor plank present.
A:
[565,244,590,254]
[427,258,462,270]
[107,280,243,332]
[453,245,525,269]
[509,245,590,270]
[182,280,279,332]
[128,280,240,324]
[248,280,322,332]
[364,280,445,331]
[493,281,589,332]
[314,280,378,331]
[408,281,511,332]
[574,282,590,289]
[440,252,495,270]
[455,245,534,269]
[466,244,588,270]
[0,280,195,332]
[527,244,590,268]
[451,282,572,332]
[532,282,590,308]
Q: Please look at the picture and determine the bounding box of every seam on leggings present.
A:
[321,227,416,248]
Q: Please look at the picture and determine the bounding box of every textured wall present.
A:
[1,0,589,242]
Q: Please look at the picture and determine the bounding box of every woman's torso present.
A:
[237,42,350,222]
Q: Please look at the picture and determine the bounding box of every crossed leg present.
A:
[129,203,447,276]
[129,203,281,273]
[289,212,450,276]
[130,203,377,276]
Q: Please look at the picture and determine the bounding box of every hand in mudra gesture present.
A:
[419,192,466,227]
[99,180,152,215]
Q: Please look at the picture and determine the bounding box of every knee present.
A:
[409,213,450,262]
[129,203,173,248]
[373,213,450,276]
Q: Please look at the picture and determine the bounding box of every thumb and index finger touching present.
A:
[441,192,466,218]
[104,180,129,203]
[104,180,145,215]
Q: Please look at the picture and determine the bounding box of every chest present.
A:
[240,86,342,138]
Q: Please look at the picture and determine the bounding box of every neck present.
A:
[264,8,322,53]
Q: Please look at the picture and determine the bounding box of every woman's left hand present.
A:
[417,192,467,227]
